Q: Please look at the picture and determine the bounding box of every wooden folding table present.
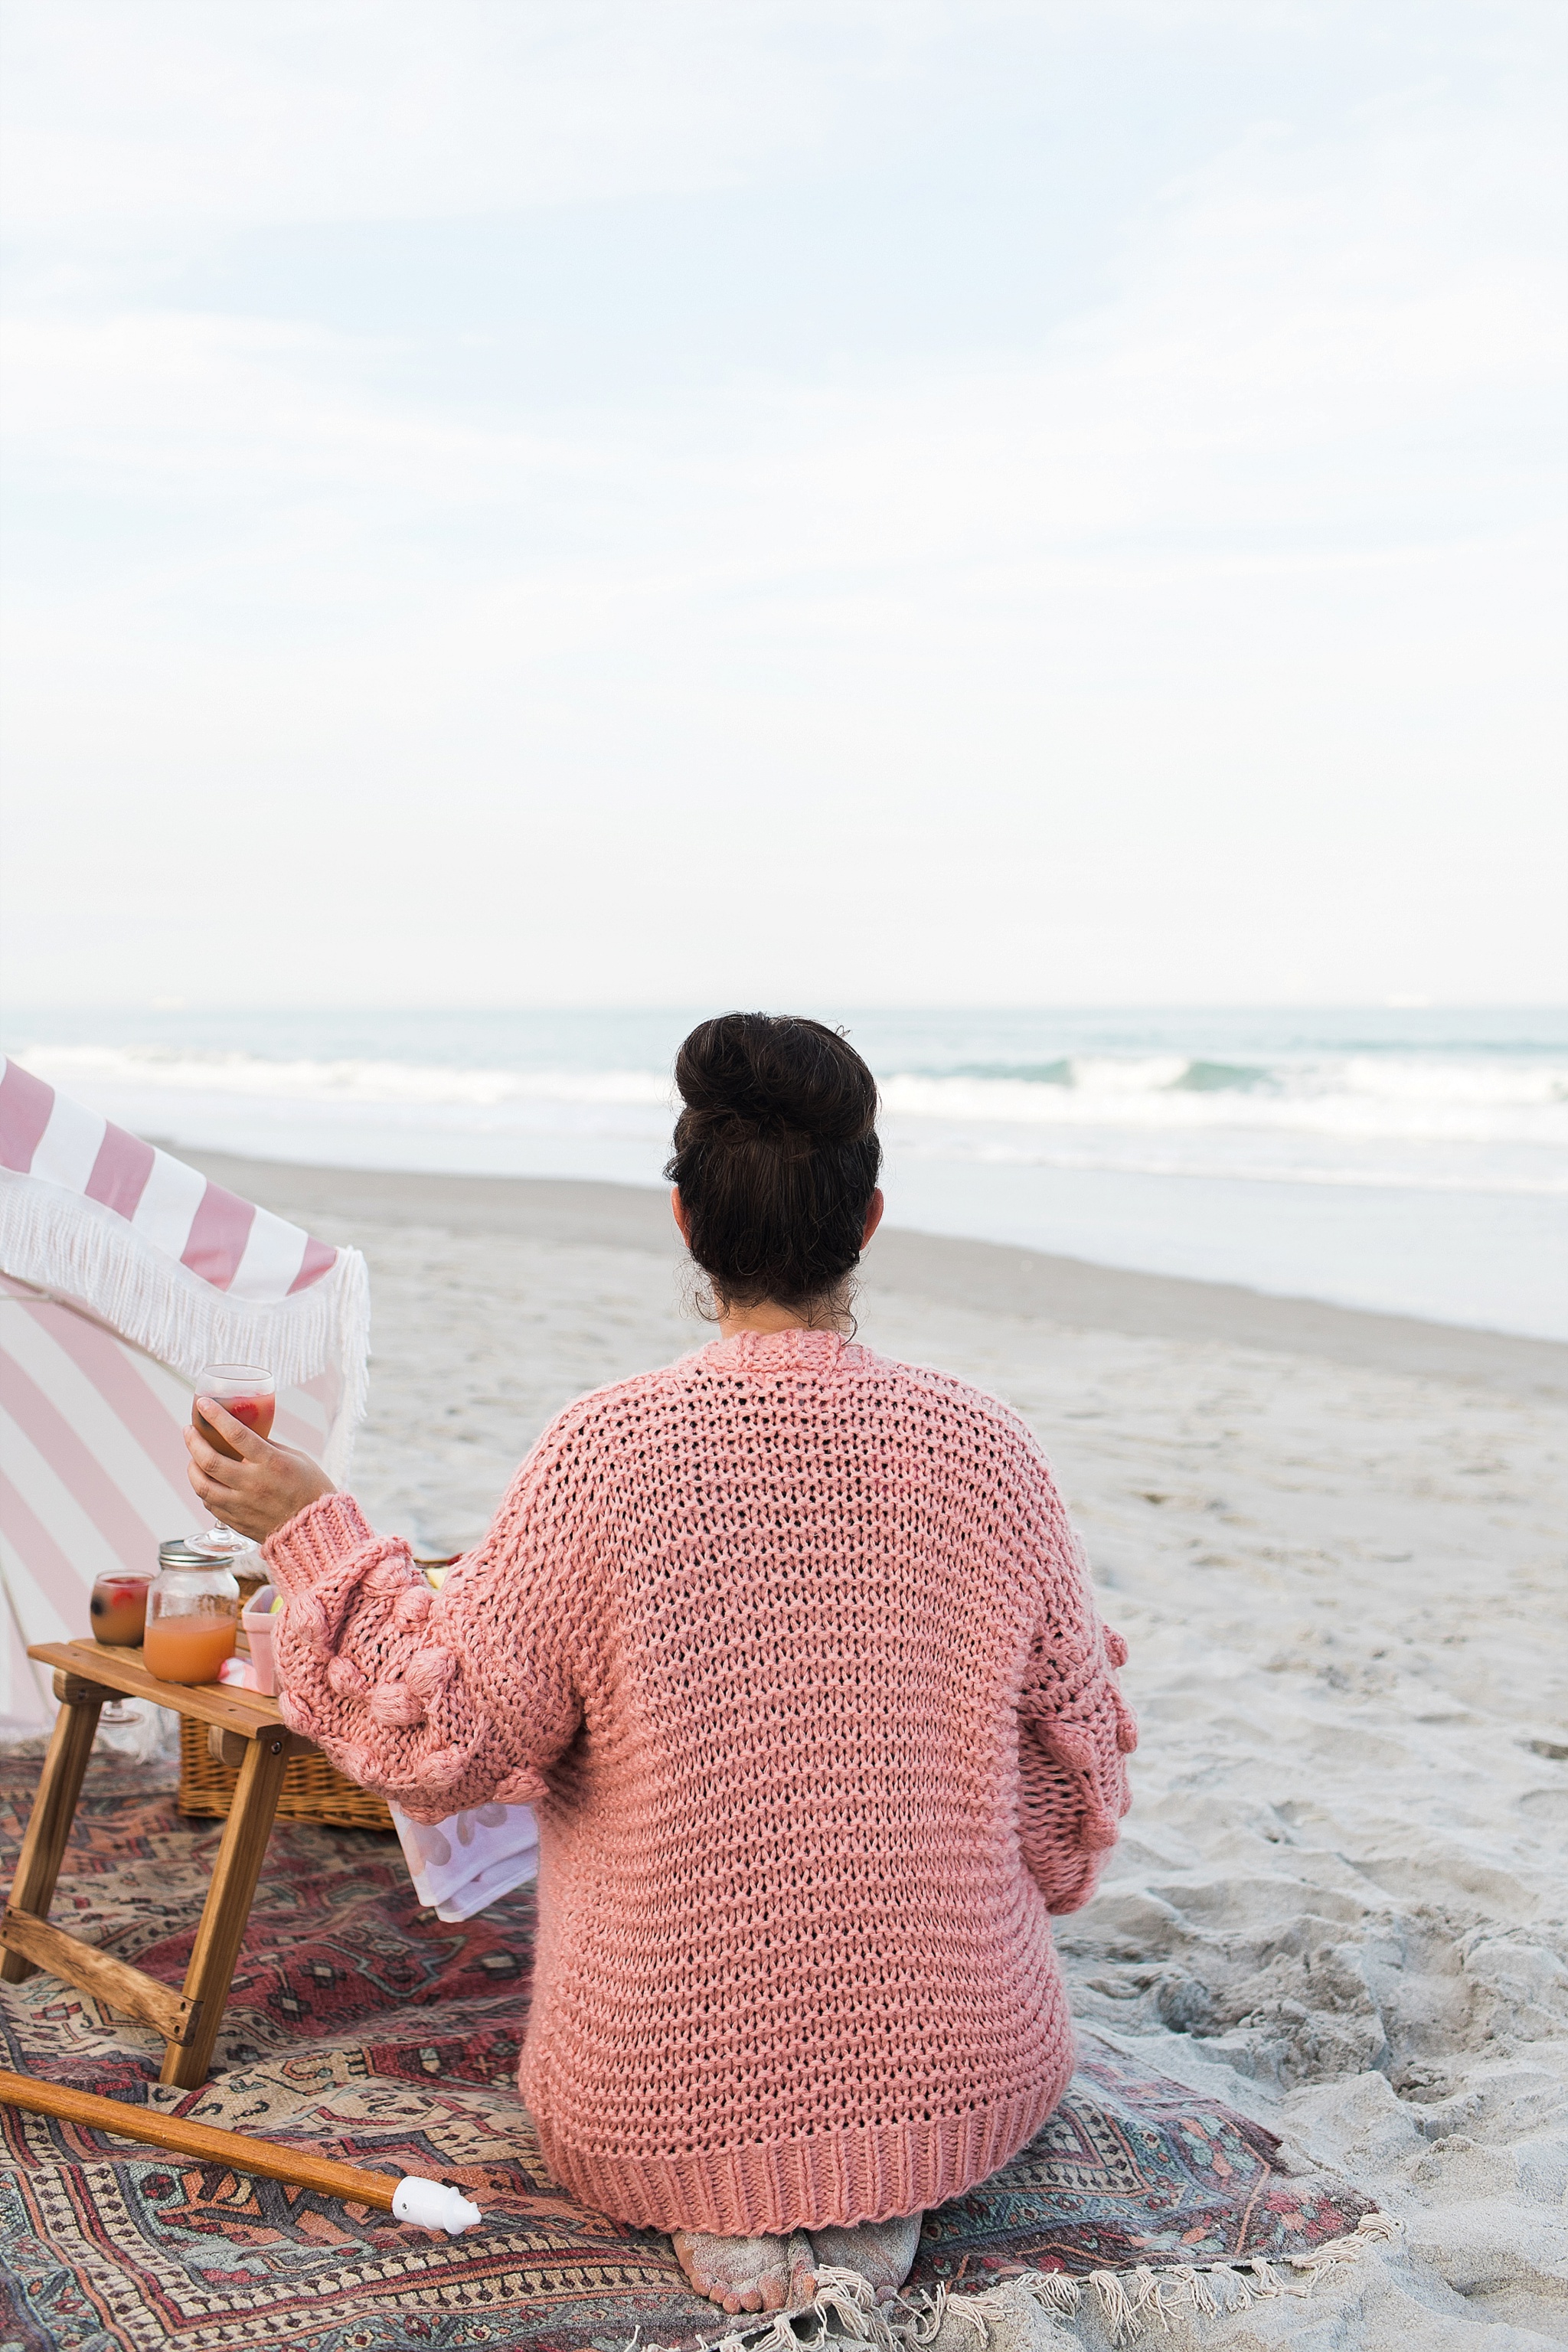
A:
[1,1638,317,2088]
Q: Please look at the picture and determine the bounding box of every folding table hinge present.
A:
[172,1995,205,2047]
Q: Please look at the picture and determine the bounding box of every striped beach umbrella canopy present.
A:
[0,1057,368,1737]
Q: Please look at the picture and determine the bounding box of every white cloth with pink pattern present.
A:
[389,1798,541,1922]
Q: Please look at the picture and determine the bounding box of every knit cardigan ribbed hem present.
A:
[528,2064,1071,2236]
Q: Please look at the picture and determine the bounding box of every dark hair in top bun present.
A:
[664,1013,882,1316]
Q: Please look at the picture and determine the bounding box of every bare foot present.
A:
[671,2229,816,2315]
[807,2212,922,2301]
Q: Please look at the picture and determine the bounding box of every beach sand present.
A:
[148,1158,1568,2340]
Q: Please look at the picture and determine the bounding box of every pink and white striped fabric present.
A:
[0,1057,368,1736]
[0,1060,338,1302]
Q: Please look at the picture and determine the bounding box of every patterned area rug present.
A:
[1,1755,1374,2351]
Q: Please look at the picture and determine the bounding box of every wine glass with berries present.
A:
[189,1364,275,1559]
[88,1570,156,1722]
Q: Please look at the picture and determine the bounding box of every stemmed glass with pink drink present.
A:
[88,1569,156,1722]
[189,1363,276,1559]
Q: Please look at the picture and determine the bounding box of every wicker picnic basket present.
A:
[176,1717,394,1833]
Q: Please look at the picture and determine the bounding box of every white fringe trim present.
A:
[0,1171,370,1483]
[662,2213,1401,2352]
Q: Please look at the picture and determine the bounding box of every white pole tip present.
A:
[391,2176,482,2234]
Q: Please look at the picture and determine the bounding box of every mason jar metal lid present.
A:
[159,1537,224,1569]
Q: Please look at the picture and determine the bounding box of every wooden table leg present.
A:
[159,1731,291,2089]
[1,1675,106,1985]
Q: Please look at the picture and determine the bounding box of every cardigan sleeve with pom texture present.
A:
[263,1439,583,1826]
[1014,1462,1137,1914]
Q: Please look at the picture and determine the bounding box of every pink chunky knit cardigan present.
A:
[265,1329,1135,2238]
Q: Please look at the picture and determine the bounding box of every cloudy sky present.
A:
[1,0,1563,1009]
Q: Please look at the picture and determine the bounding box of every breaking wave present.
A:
[10,1037,1565,1194]
[11,1040,1567,1148]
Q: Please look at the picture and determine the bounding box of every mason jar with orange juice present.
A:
[144,1540,240,1684]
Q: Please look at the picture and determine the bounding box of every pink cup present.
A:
[240,1585,279,1696]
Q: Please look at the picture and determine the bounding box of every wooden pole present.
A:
[0,2067,400,2210]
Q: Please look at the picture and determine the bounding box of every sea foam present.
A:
[6,1012,1564,1334]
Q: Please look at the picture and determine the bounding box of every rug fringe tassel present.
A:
[664,2211,1402,2352]
[913,2212,1401,2345]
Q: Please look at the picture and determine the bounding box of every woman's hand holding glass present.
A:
[185,1394,336,1543]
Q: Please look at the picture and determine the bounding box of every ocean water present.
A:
[5,1008,1564,1341]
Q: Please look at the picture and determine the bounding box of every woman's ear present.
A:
[861,1188,885,1249]
[671,1187,693,1247]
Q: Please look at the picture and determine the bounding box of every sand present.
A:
[103,1157,1568,2341]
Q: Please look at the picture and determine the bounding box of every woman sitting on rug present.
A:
[185,1013,1136,2318]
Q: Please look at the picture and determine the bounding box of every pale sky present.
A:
[1,0,1563,1009]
